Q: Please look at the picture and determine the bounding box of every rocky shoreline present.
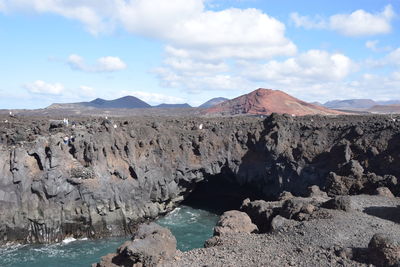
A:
[1,113,400,248]
[94,186,400,266]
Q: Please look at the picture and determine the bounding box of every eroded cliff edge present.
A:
[0,114,399,244]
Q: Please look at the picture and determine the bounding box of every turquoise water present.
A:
[157,205,219,251]
[0,205,219,267]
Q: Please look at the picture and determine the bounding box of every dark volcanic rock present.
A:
[0,114,400,244]
[323,196,353,211]
[368,233,400,267]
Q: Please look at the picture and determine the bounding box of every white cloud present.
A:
[1,0,297,97]
[385,48,400,66]
[119,90,186,104]
[342,72,400,100]
[365,47,400,67]
[241,50,356,83]
[96,56,127,72]
[290,13,326,29]
[366,40,379,51]
[0,0,115,34]
[67,54,127,72]
[0,0,296,60]
[24,80,64,95]
[163,56,229,75]
[365,40,392,52]
[154,65,251,93]
[155,48,357,95]
[116,0,297,60]
[79,85,96,97]
[290,5,395,37]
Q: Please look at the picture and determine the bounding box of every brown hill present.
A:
[205,88,344,116]
[368,104,400,114]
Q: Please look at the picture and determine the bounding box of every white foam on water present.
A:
[62,237,77,244]
[170,207,181,215]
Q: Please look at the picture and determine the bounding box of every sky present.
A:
[0,0,399,109]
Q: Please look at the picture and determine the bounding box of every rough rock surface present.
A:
[1,113,400,244]
[166,194,400,266]
[240,185,329,232]
[367,233,400,266]
[93,222,176,267]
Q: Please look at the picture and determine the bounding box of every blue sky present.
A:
[0,0,399,108]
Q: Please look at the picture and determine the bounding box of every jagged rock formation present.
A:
[0,113,400,244]
[205,88,344,116]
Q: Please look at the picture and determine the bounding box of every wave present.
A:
[62,237,77,244]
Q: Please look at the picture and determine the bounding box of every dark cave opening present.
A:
[181,170,264,215]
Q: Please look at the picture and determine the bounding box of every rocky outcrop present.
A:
[167,194,400,266]
[240,185,330,232]
[1,113,400,244]
[93,223,176,267]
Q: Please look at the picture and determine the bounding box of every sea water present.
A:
[0,205,219,267]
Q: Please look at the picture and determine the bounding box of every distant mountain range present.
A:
[46,91,400,116]
[154,103,192,108]
[48,96,220,109]
[323,99,377,110]
[205,88,342,116]
[320,99,400,113]
[199,97,229,108]
[48,96,151,109]
[84,96,151,109]
[368,104,400,114]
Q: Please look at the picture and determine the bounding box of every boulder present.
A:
[368,233,400,266]
[278,191,294,201]
[375,187,395,198]
[241,199,281,233]
[270,215,296,232]
[323,196,352,212]
[214,210,258,236]
[307,185,328,199]
[280,199,316,220]
[204,236,223,248]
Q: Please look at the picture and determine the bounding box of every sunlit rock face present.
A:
[0,113,399,244]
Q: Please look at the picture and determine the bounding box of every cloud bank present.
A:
[67,54,127,72]
[291,5,395,37]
